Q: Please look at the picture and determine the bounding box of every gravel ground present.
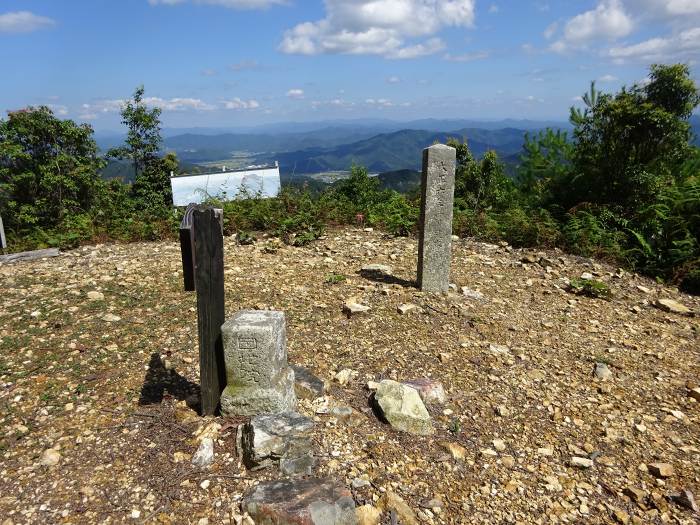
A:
[1,227,699,524]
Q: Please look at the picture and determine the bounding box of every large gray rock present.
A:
[243,478,357,525]
[220,310,296,417]
[417,144,456,293]
[373,380,433,435]
[238,411,316,476]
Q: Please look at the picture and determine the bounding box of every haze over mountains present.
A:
[97,116,700,180]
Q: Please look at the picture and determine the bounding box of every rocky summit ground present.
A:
[1,226,699,525]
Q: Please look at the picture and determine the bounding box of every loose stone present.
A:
[570,456,594,469]
[403,378,446,404]
[291,365,325,400]
[242,478,357,525]
[191,437,214,468]
[372,380,433,436]
[654,298,691,315]
[238,412,315,476]
[648,462,674,478]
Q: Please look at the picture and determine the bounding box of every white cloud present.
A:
[230,60,261,71]
[488,4,499,14]
[144,97,215,111]
[597,74,618,82]
[148,0,286,9]
[365,98,394,107]
[82,100,126,114]
[78,112,98,121]
[310,98,354,109]
[629,0,700,18]
[0,11,55,33]
[286,88,304,99]
[46,104,68,116]
[386,75,401,84]
[550,0,633,53]
[443,50,489,62]
[222,98,260,109]
[279,0,475,59]
[82,97,215,113]
[201,68,217,76]
[608,26,700,62]
[543,21,557,40]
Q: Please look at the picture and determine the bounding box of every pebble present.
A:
[648,462,674,478]
[39,448,61,467]
[492,439,506,452]
[570,456,593,468]
[595,362,612,380]
[86,291,104,301]
[192,437,214,468]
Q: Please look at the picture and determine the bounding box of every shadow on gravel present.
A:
[358,269,416,288]
[139,353,201,412]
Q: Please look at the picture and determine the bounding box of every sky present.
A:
[1,0,700,131]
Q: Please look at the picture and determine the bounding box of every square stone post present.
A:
[220,310,296,417]
[417,144,456,293]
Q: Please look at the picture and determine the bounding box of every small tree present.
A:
[448,138,513,212]
[108,86,173,211]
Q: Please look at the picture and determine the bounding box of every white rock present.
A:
[570,456,594,469]
[40,448,61,466]
[102,313,121,322]
[87,291,104,301]
[343,299,370,316]
[192,437,214,468]
[334,368,356,386]
[594,362,612,381]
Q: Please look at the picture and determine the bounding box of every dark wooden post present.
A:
[192,206,226,415]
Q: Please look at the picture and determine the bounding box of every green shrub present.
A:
[325,273,346,284]
[568,277,612,299]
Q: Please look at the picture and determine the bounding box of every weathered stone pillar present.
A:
[417,144,456,292]
[220,310,296,416]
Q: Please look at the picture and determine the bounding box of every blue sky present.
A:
[1,0,699,130]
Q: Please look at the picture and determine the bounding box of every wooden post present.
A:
[192,206,226,415]
[0,214,6,253]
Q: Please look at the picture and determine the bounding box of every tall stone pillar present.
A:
[417,144,456,293]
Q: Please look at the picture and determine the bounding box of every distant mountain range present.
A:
[96,115,700,181]
[271,127,531,174]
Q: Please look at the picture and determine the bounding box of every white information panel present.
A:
[171,165,281,206]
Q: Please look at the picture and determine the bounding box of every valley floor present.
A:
[1,227,699,524]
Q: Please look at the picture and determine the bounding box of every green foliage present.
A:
[325,273,347,284]
[449,138,515,212]
[564,65,698,211]
[0,106,105,234]
[568,278,612,300]
[517,129,573,205]
[237,231,256,245]
[368,192,419,236]
[107,86,174,211]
